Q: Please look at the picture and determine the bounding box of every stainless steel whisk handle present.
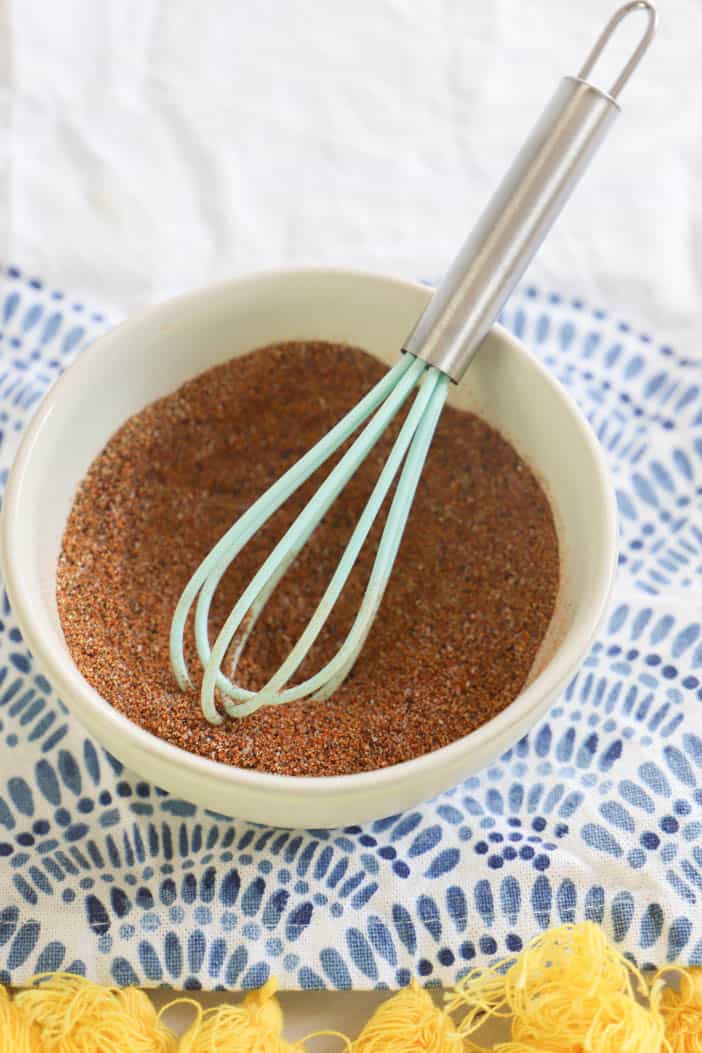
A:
[403,1,657,383]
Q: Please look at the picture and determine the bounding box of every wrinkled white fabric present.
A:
[2,0,698,349]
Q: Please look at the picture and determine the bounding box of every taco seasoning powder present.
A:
[56,341,559,777]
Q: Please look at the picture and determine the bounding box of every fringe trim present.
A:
[1,922,700,1051]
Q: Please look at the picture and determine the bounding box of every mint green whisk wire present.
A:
[204,365,447,721]
[170,355,449,723]
[237,369,448,712]
[193,355,424,691]
[169,354,413,695]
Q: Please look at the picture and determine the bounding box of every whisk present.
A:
[171,0,656,724]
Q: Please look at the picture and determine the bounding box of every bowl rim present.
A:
[0,265,618,795]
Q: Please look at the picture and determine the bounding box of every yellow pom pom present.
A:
[657,966,702,1052]
[176,977,306,1053]
[0,985,42,1052]
[15,973,176,1053]
[352,979,462,1052]
[493,992,664,1053]
[446,921,663,1053]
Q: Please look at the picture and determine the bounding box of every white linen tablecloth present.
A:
[1,0,698,347]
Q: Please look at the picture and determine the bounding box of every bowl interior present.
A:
[1,269,616,824]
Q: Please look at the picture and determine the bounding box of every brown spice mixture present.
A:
[57,341,559,777]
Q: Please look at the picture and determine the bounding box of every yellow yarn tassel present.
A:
[656,966,702,1052]
[352,978,462,1052]
[0,985,42,1052]
[175,976,344,1052]
[4,925,702,1052]
[15,973,176,1053]
[445,921,664,1053]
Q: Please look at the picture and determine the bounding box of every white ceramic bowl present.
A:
[0,268,617,828]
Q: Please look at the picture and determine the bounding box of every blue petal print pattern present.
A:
[0,266,700,988]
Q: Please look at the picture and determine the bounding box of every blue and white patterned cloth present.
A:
[0,265,700,991]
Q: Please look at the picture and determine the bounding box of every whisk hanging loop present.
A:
[576,0,657,101]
